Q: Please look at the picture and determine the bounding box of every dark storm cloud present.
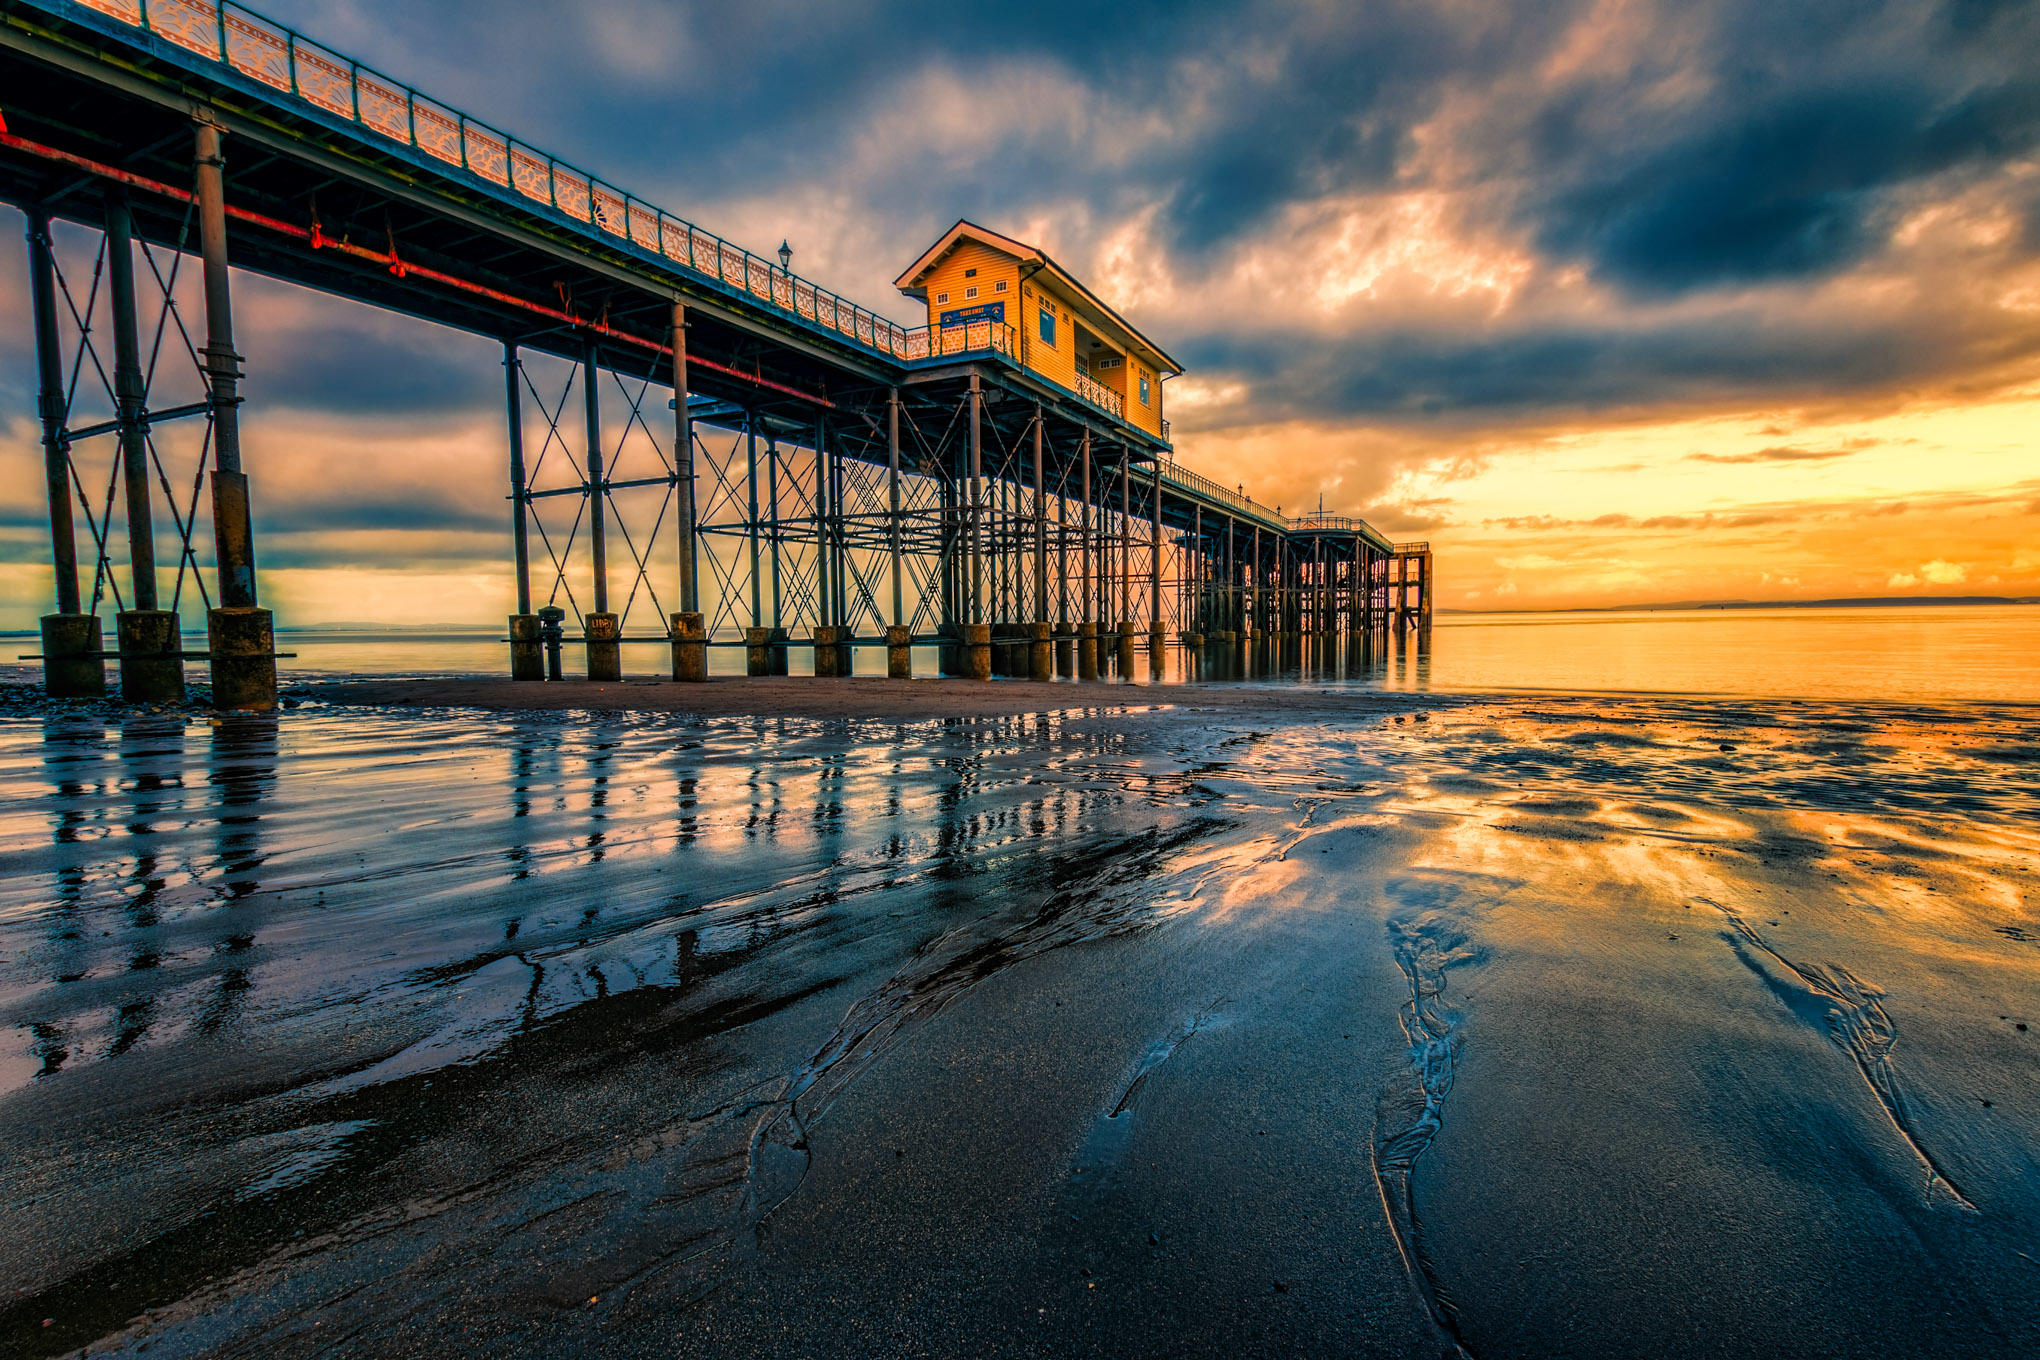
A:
[1519,0,2040,292]
[1139,5,1471,255]
[252,535,500,571]
[1537,72,2040,293]
[259,499,501,535]
[14,1,2040,441]
[1177,307,2025,424]
[255,1,1532,257]
[251,326,499,416]
[249,1,2040,291]
[236,275,502,416]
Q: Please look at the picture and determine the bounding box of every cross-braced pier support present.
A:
[17,117,278,710]
[4,7,1421,696]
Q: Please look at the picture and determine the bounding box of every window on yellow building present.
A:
[966,286,978,299]
[994,280,1007,293]
[936,292,948,305]
[1140,372,1151,405]
[1039,308,1056,347]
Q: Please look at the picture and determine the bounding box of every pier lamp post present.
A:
[778,240,792,272]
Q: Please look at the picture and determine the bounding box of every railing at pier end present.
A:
[1156,461,1284,528]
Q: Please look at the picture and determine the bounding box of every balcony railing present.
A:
[900,319,1016,361]
[67,0,923,360]
[1394,542,1431,554]
[1072,371,1125,419]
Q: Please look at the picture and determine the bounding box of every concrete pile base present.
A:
[41,613,105,698]
[670,611,707,682]
[209,607,277,711]
[509,614,543,681]
[117,609,183,704]
[963,623,992,681]
[584,613,621,682]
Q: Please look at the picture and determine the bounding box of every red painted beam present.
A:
[0,129,834,407]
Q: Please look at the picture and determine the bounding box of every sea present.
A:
[69,602,2029,704]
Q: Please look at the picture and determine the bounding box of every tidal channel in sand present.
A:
[1,683,2035,1358]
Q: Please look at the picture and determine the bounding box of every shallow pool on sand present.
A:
[1,691,2035,1358]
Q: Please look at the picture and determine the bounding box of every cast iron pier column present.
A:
[107,191,182,702]
[27,207,102,696]
[194,119,275,711]
[671,300,705,680]
[504,342,541,680]
[582,336,619,680]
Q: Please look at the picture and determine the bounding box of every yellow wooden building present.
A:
[895,221,1181,441]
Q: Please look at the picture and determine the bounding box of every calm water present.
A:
[255,604,2038,704]
[13,603,2030,703]
[1426,604,2039,703]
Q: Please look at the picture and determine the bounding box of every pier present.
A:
[1,0,1432,709]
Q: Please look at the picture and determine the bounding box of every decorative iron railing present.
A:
[1156,461,1285,528]
[66,0,924,360]
[1394,542,1430,553]
[899,319,1016,362]
[1154,473,1396,546]
[1072,372,1125,419]
[1289,514,1398,550]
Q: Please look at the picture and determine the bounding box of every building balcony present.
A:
[1073,371,1125,418]
[901,319,1017,361]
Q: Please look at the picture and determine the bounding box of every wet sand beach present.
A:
[313,674,1453,720]
[2,678,2036,1358]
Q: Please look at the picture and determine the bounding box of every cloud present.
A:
[1175,303,2040,429]
[1889,560,1970,588]
[1920,558,1969,583]
[1480,510,1787,531]
[1686,445,1862,464]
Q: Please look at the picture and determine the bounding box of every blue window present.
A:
[1039,307,1056,346]
[1139,372,1151,405]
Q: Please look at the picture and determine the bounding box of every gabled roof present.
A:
[895,219,1183,376]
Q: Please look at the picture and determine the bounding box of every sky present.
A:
[3,0,2038,623]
